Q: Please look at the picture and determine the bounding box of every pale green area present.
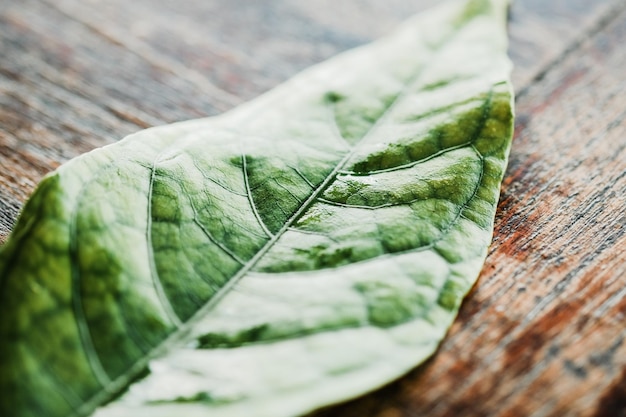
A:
[0,0,513,416]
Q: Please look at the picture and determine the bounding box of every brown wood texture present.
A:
[1,0,625,416]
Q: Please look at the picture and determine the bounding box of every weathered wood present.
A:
[0,0,625,416]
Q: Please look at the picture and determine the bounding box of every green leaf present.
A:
[0,0,513,416]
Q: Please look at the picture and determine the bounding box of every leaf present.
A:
[0,0,513,416]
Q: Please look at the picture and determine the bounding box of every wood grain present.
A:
[1,0,625,416]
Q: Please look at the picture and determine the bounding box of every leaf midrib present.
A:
[75,19,473,417]
[185,68,428,341]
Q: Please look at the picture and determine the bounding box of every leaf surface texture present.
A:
[0,1,514,416]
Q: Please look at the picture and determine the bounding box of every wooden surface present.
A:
[1,0,625,416]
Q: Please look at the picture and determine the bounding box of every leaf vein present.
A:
[177,180,246,266]
[147,161,183,327]
[69,197,112,388]
[241,152,274,238]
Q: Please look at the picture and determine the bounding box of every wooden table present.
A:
[1,0,625,416]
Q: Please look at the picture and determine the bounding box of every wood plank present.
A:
[45,0,619,97]
[0,1,625,416]
[44,0,439,101]
[507,0,623,89]
[312,6,626,417]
